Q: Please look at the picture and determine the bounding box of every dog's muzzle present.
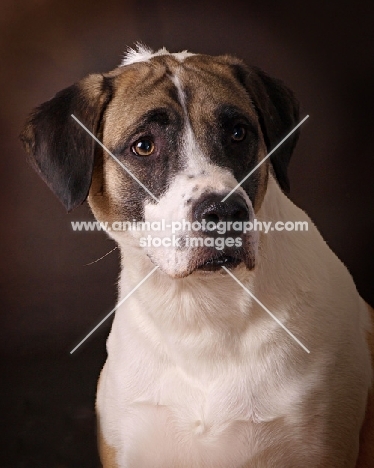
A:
[189,193,256,273]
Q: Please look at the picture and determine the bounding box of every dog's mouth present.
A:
[196,254,242,272]
[145,236,257,279]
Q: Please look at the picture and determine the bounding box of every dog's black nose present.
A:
[193,193,249,227]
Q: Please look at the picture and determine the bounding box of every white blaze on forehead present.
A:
[169,73,207,173]
[121,44,196,66]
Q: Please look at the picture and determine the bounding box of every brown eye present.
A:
[132,139,155,156]
[231,125,246,142]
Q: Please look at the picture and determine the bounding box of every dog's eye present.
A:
[231,125,246,142]
[132,139,155,156]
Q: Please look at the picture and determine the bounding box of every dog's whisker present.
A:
[84,246,118,266]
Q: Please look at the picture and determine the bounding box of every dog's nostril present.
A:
[193,193,250,229]
[202,207,247,224]
[204,213,220,224]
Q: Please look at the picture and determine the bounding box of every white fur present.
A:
[169,74,207,173]
[121,44,196,67]
[97,174,372,467]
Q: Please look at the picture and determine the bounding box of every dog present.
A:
[21,45,373,467]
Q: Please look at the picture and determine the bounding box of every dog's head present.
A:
[21,46,299,278]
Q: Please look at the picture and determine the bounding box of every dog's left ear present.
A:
[230,61,300,192]
[20,74,112,211]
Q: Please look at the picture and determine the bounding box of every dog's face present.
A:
[21,47,299,278]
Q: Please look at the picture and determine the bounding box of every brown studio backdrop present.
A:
[0,0,373,466]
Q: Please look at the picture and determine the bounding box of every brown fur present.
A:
[98,430,118,468]
[356,304,374,468]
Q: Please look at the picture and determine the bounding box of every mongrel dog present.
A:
[21,46,373,467]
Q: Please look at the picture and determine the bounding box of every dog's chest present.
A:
[101,361,256,467]
[132,365,254,430]
[97,271,337,466]
[98,343,307,468]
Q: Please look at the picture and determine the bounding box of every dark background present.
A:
[1,1,373,466]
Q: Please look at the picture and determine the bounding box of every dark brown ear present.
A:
[231,61,300,192]
[20,74,113,211]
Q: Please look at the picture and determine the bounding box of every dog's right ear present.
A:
[20,74,113,212]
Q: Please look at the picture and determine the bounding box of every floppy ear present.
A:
[231,62,300,192]
[20,74,113,211]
